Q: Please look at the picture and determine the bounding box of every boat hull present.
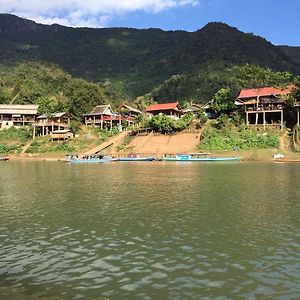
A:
[0,157,10,161]
[163,156,242,162]
[117,157,155,162]
[274,158,300,163]
[66,159,113,163]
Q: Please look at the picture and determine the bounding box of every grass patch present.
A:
[199,126,280,150]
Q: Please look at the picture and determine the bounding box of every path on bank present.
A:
[279,131,290,152]
[83,131,127,155]
[20,141,32,156]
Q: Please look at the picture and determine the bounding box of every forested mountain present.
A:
[278,46,300,65]
[0,13,299,105]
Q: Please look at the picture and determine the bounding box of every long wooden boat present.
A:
[117,156,155,162]
[0,156,10,161]
[65,154,115,163]
[273,158,300,163]
[162,153,242,162]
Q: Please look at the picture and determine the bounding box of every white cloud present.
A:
[0,0,199,27]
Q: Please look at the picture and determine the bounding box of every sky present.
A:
[0,0,299,46]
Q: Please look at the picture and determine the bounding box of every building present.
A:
[183,103,202,115]
[83,104,134,130]
[35,112,74,136]
[293,92,300,125]
[51,129,74,141]
[235,85,294,128]
[118,103,143,118]
[0,104,39,129]
[145,102,183,120]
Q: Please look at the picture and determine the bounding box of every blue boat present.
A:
[162,153,242,162]
[117,155,155,162]
[65,154,115,163]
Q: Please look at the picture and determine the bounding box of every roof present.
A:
[37,112,70,119]
[183,103,202,113]
[238,85,294,99]
[119,103,142,114]
[83,104,113,116]
[0,104,39,115]
[146,102,181,112]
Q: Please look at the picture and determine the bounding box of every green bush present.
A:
[199,127,279,150]
[145,113,193,134]
[0,143,22,153]
[0,127,32,142]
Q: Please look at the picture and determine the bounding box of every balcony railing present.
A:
[246,105,284,112]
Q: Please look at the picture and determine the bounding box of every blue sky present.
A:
[0,0,299,46]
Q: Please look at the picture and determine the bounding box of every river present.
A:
[0,161,299,299]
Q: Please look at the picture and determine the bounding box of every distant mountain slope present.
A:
[278,46,300,65]
[0,14,299,99]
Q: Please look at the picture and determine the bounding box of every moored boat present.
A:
[162,153,242,162]
[117,154,155,162]
[0,156,10,161]
[65,154,115,163]
[273,158,300,163]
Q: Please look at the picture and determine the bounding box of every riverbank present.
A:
[4,148,300,162]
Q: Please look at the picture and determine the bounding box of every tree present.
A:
[211,88,236,114]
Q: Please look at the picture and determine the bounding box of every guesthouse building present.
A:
[83,104,134,130]
[35,112,74,136]
[235,85,294,129]
[0,104,39,129]
[145,102,183,120]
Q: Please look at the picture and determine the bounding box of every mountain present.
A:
[0,14,299,101]
[278,46,300,65]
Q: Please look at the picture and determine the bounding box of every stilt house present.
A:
[235,85,294,129]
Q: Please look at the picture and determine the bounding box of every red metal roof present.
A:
[238,85,294,99]
[146,102,180,112]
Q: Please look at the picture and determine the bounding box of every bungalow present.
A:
[145,102,183,120]
[51,129,74,141]
[83,104,134,130]
[183,103,202,115]
[35,112,74,136]
[0,104,39,129]
[293,91,300,125]
[235,85,294,128]
[119,103,143,118]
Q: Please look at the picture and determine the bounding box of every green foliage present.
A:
[0,62,110,117]
[0,126,32,142]
[150,63,295,105]
[199,126,279,150]
[229,64,292,89]
[211,88,236,113]
[69,120,82,134]
[0,143,21,154]
[292,76,300,99]
[145,113,193,134]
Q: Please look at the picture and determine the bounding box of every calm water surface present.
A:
[0,161,299,299]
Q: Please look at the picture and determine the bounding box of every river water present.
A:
[0,161,299,299]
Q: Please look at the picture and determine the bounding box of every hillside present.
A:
[0,14,299,101]
[278,46,300,65]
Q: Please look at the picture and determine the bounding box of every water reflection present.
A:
[0,161,299,299]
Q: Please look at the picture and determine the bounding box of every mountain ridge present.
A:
[0,13,299,101]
